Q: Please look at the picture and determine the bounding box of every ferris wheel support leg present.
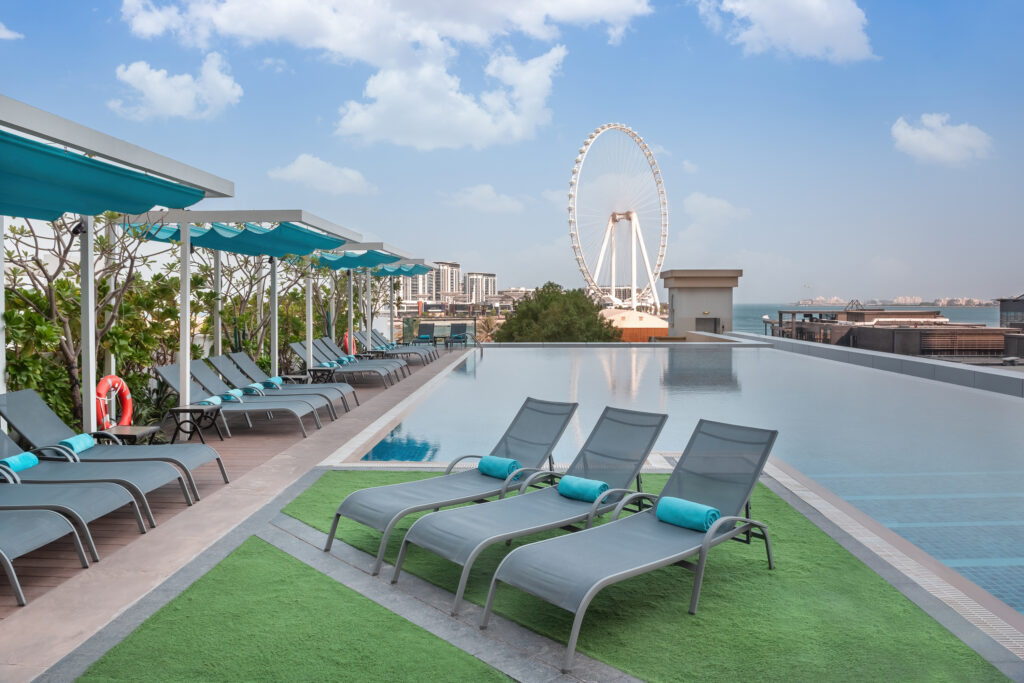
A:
[610,222,617,305]
[630,212,638,310]
[635,225,661,310]
[592,216,615,304]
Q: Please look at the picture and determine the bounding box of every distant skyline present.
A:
[1,1,1022,303]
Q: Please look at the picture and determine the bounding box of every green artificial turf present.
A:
[80,537,505,682]
[284,470,1007,682]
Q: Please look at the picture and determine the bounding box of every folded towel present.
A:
[58,433,96,455]
[418,334,432,340]
[198,395,223,406]
[656,496,720,532]
[477,455,522,480]
[557,475,609,503]
[0,452,39,473]
[318,361,338,368]
[220,388,244,402]
[266,376,283,386]
[243,382,264,394]
[346,355,357,362]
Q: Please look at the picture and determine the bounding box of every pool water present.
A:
[365,346,1024,613]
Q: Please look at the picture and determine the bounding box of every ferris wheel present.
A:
[568,123,668,309]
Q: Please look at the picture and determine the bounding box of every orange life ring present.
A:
[96,375,133,429]
[342,331,352,354]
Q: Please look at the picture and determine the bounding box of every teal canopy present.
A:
[0,129,204,221]
[314,251,401,270]
[372,263,433,277]
[130,221,345,257]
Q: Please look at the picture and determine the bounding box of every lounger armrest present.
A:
[0,464,20,484]
[31,445,79,462]
[444,454,483,474]
[519,470,562,494]
[90,430,124,445]
[611,492,661,521]
[586,488,638,528]
[701,516,768,554]
[242,386,266,396]
[500,467,546,497]
[261,380,281,389]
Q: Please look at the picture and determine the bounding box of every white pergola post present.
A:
[178,222,191,407]
[365,269,372,347]
[213,250,222,356]
[346,270,354,354]
[305,262,313,372]
[269,256,278,377]
[80,215,97,431]
[389,275,395,344]
[104,220,116,376]
[328,273,336,341]
[0,217,7,401]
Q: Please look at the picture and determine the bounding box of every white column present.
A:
[346,270,354,354]
[178,222,191,407]
[366,269,373,342]
[389,275,395,343]
[213,250,222,356]
[104,220,116,376]
[305,262,313,372]
[80,215,97,430]
[0,217,7,399]
[269,257,279,377]
[328,274,336,341]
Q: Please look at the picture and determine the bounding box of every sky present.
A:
[1,0,1022,303]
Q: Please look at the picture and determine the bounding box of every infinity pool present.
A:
[365,346,1024,613]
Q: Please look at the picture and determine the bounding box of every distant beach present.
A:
[732,304,999,334]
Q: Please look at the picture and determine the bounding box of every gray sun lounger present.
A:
[191,360,334,422]
[315,338,408,378]
[325,397,578,575]
[289,341,394,387]
[352,331,430,365]
[392,406,667,615]
[207,354,353,414]
[481,419,779,672]
[226,352,359,411]
[371,330,438,361]
[0,389,228,501]
[0,509,89,606]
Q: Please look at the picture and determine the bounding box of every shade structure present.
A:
[314,250,402,270]
[0,129,205,221]
[128,221,346,257]
[372,263,433,277]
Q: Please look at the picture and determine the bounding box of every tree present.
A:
[492,282,621,343]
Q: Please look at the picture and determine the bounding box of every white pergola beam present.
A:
[123,209,362,243]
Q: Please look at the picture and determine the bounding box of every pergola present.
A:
[0,94,233,431]
[121,209,363,405]
[372,260,434,343]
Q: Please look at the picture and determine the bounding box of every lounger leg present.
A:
[371,517,404,576]
[689,548,709,615]
[563,608,589,673]
[139,496,157,528]
[312,410,322,429]
[480,578,499,629]
[762,526,775,570]
[130,502,147,534]
[216,457,230,484]
[339,395,351,412]
[297,414,308,438]
[324,513,342,552]
[178,477,194,506]
[391,540,411,584]
[183,470,201,502]
[1,551,26,606]
[70,527,90,569]
[64,511,100,562]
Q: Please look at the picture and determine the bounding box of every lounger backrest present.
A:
[418,323,434,336]
[0,429,25,457]
[450,323,467,335]
[190,362,234,395]
[565,407,667,491]
[319,337,346,356]
[664,420,778,517]
[489,398,578,469]
[156,363,213,398]
[228,353,269,382]
[207,355,253,388]
[0,390,77,444]
[311,340,338,363]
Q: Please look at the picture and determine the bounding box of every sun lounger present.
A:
[325,397,578,575]
[191,360,334,423]
[371,329,438,361]
[352,331,430,365]
[481,419,779,671]
[156,363,313,438]
[392,406,667,615]
[0,389,228,501]
[226,352,360,411]
[413,323,436,346]
[314,338,408,378]
[289,341,394,387]
[207,354,354,414]
[447,323,469,348]
[0,509,89,605]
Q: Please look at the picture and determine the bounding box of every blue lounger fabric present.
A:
[656,496,721,531]
[1,453,38,472]
[58,433,96,455]
[557,475,609,502]
[477,455,522,480]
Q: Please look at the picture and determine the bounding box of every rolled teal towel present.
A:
[199,395,222,406]
[418,334,431,340]
[318,361,337,368]
[243,382,264,394]
[1,452,39,472]
[346,355,357,362]
[58,433,96,455]
[656,496,720,532]
[267,376,283,386]
[220,388,244,402]
[477,455,522,480]
[557,475,609,503]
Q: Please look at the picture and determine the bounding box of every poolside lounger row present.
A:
[370,329,439,361]
[353,330,436,365]
[324,398,778,672]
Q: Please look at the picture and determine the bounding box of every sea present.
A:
[732,304,999,335]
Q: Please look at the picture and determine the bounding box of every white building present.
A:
[433,261,462,302]
[464,272,497,303]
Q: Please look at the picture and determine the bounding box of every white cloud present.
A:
[682,159,699,174]
[337,46,566,150]
[891,113,992,166]
[0,21,23,39]
[118,0,651,148]
[683,192,750,226]
[259,57,289,73]
[268,154,378,195]
[695,0,875,63]
[542,188,568,206]
[443,184,524,213]
[107,52,242,120]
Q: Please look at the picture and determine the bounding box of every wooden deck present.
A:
[0,348,465,650]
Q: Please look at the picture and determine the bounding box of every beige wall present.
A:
[668,287,735,336]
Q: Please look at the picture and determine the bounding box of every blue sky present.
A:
[1,1,1021,303]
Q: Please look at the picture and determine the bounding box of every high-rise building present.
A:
[464,272,497,303]
[433,261,462,302]
[401,273,432,301]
